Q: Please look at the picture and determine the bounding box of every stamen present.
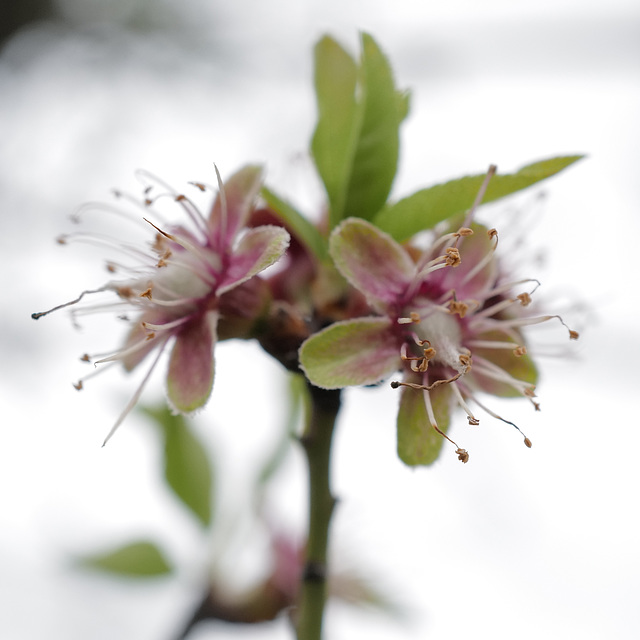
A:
[459,228,499,287]
[468,394,532,449]
[462,164,497,229]
[143,218,221,275]
[450,382,480,425]
[423,388,469,463]
[102,339,169,446]
[31,287,108,320]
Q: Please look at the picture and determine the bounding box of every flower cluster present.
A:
[299,216,578,464]
[33,166,290,443]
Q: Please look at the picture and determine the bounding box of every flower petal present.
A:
[209,165,264,248]
[299,317,399,389]
[397,379,451,466]
[329,218,415,307]
[217,225,290,295]
[166,311,218,413]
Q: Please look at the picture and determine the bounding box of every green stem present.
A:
[296,384,342,640]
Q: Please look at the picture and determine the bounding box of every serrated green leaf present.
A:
[373,155,584,242]
[397,383,451,466]
[142,406,213,528]
[311,33,404,228]
[261,186,328,260]
[78,540,172,577]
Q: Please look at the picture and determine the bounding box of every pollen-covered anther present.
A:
[524,437,533,448]
[517,292,532,306]
[523,387,536,398]
[106,262,117,273]
[445,247,461,267]
[455,227,474,237]
[468,416,480,426]
[448,299,469,317]
[117,286,134,299]
[456,448,470,463]
[569,330,579,340]
[73,380,83,390]
[139,287,153,300]
[488,228,498,240]
[513,345,527,357]
[80,353,91,362]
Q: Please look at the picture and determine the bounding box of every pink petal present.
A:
[209,165,264,249]
[299,317,399,389]
[330,218,415,308]
[166,311,218,413]
[217,225,290,295]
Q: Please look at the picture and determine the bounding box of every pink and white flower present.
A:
[33,166,290,443]
[299,217,578,464]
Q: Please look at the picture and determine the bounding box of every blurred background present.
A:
[2,0,639,638]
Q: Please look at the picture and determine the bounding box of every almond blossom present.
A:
[33,165,290,443]
[299,216,578,464]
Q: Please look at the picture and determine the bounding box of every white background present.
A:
[1,1,639,639]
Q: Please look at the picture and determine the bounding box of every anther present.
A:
[468,417,480,426]
[139,287,153,300]
[569,330,579,340]
[488,228,498,240]
[517,292,532,306]
[513,346,527,357]
[56,235,68,245]
[73,381,83,390]
[456,448,469,463]
[456,227,474,237]
[445,247,461,267]
[524,437,532,448]
[80,354,91,362]
[448,299,469,317]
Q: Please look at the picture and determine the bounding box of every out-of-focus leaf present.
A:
[142,406,213,528]
[261,186,328,260]
[373,155,584,242]
[78,540,172,577]
[257,373,308,488]
[312,33,404,228]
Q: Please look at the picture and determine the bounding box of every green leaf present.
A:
[78,540,172,577]
[373,155,584,242]
[311,33,404,228]
[397,383,451,466]
[142,406,213,528]
[261,186,328,260]
[257,373,307,487]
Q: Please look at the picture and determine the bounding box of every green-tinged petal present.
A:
[209,165,264,247]
[218,225,290,295]
[373,155,585,242]
[330,218,415,307]
[299,317,399,389]
[78,540,172,577]
[167,312,217,413]
[397,381,451,466]
[141,406,214,528]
